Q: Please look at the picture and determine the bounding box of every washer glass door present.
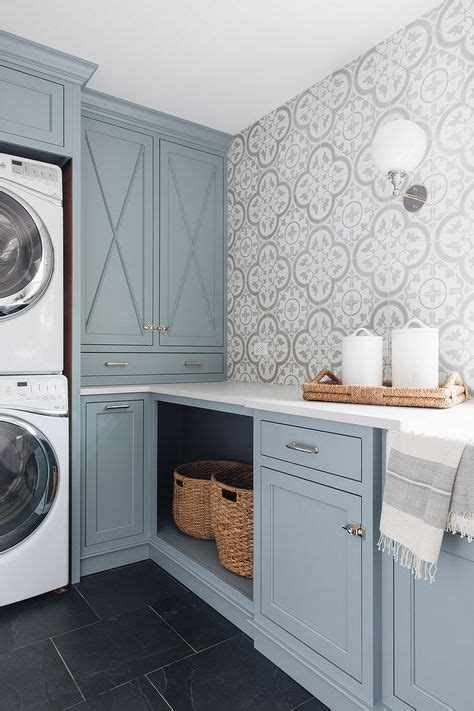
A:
[0,191,53,317]
[0,417,58,552]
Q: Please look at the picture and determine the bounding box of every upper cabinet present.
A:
[80,93,231,384]
[82,118,154,347]
[159,141,224,349]
[0,66,64,147]
[0,31,96,154]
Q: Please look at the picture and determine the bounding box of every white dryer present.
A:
[0,153,63,374]
[0,375,68,606]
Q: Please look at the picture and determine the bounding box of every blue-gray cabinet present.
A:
[254,412,381,711]
[82,398,146,563]
[387,535,474,711]
[82,118,154,348]
[159,141,224,348]
[260,466,363,681]
[0,31,96,155]
[80,95,229,384]
[0,65,64,147]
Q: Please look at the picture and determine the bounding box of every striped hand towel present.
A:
[379,429,474,582]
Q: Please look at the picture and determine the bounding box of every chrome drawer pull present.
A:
[184,361,203,367]
[104,361,128,367]
[342,523,365,539]
[286,441,319,455]
[104,404,130,410]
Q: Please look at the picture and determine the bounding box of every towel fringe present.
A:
[377,533,437,583]
[446,511,474,542]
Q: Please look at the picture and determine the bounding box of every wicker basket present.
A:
[172,460,241,540]
[302,369,467,409]
[211,465,253,578]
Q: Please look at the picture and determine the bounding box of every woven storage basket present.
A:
[173,460,242,540]
[211,465,253,578]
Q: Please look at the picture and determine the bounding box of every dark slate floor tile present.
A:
[66,676,169,710]
[151,588,239,651]
[295,697,330,710]
[0,586,99,655]
[0,638,82,710]
[54,606,193,698]
[75,561,185,618]
[147,633,312,711]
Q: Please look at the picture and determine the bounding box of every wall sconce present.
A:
[371,119,428,211]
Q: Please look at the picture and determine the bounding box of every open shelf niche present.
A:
[155,401,254,601]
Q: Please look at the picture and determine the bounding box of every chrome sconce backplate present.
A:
[402,184,428,212]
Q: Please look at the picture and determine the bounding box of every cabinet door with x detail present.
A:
[82,118,154,348]
[158,141,225,349]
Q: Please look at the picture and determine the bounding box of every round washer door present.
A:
[0,416,59,553]
[0,190,54,318]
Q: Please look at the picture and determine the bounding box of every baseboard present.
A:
[80,542,150,576]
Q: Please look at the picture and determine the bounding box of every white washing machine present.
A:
[0,153,63,374]
[0,374,68,606]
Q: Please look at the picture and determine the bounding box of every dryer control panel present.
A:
[0,153,62,200]
[0,375,68,415]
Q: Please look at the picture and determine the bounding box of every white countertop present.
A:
[80,380,474,432]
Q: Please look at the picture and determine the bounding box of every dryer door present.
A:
[0,416,59,552]
[0,190,53,317]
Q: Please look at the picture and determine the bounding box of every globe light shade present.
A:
[371,119,427,173]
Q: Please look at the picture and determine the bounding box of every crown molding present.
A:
[0,30,97,86]
[81,88,232,154]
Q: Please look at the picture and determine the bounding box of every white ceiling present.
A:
[1,0,441,135]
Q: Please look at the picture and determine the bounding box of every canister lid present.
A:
[343,327,383,341]
[392,318,439,335]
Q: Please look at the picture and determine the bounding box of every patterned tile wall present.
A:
[227,0,474,389]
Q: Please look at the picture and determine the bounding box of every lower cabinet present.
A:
[254,413,380,711]
[81,397,147,572]
[260,466,363,681]
[389,534,474,711]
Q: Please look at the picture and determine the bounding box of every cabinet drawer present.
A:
[260,420,362,481]
[82,352,224,377]
[0,65,64,146]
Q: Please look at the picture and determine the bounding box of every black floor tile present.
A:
[75,561,185,618]
[295,698,330,710]
[151,588,239,651]
[0,638,82,710]
[54,606,193,698]
[0,586,99,655]
[147,633,313,711]
[66,676,169,710]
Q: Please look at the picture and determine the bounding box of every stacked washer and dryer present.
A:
[0,153,69,606]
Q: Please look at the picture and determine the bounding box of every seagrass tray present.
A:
[302,369,467,409]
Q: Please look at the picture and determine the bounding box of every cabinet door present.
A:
[82,118,153,347]
[0,65,64,146]
[393,536,474,710]
[159,141,224,348]
[84,400,144,546]
[260,467,363,681]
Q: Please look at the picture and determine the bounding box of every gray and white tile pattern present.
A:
[227,0,474,389]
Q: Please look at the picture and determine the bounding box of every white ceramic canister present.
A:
[391,318,439,389]
[342,328,384,386]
